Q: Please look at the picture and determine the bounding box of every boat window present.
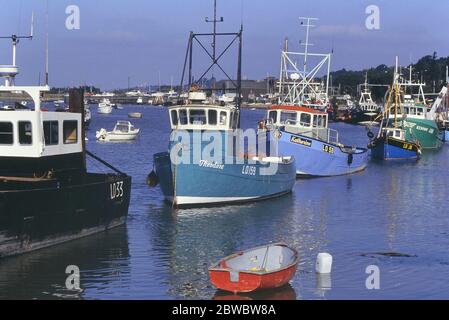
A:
[208,109,217,125]
[394,130,401,138]
[280,111,297,124]
[63,121,78,144]
[313,115,325,128]
[19,121,32,145]
[44,121,59,145]
[299,113,311,127]
[219,111,227,125]
[116,124,128,132]
[387,130,394,137]
[410,107,416,115]
[0,122,13,145]
[417,108,423,115]
[189,109,206,125]
[403,107,409,114]
[268,110,277,124]
[170,110,178,125]
[179,109,188,125]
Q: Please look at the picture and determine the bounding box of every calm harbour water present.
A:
[1,105,449,300]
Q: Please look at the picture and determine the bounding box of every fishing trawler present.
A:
[369,58,422,160]
[259,18,368,177]
[150,1,296,207]
[388,64,442,149]
[350,74,381,126]
[0,27,131,258]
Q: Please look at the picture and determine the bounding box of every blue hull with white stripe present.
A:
[273,130,369,177]
[154,132,296,207]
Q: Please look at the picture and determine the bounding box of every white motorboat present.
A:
[97,98,113,114]
[128,112,143,118]
[96,121,140,142]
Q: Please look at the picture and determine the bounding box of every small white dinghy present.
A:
[96,121,140,142]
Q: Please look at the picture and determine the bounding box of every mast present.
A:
[45,4,49,85]
[299,17,317,76]
[0,12,34,86]
[180,0,242,112]
[394,56,399,128]
[206,0,223,63]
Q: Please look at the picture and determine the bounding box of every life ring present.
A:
[367,131,374,139]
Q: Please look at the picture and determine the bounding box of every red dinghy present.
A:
[209,243,300,293]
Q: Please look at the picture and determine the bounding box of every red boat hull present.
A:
[209,263,298,293]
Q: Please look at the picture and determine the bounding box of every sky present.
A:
[0,0,448,90]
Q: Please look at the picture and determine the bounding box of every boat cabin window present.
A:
[403,107,409,114]
[208,110,217,125]
[299,113,311,127]
[219,111,227,125]
[19,121,32,145]
[44,121,59,145]
[179,109,188,125]
[313,115,326,128]
[268,110,277,124]
[280,111,297,124]
[171,110,178,126]
[189,109,206,125]
[417,108,423,115]
[0,122,13,145]
[63,121,78,144]
[394,130,402,138]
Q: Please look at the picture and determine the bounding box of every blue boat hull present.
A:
[153,130,296,207]
[273,130,369,177]
[370,136,420,160]
[443,130,449,142]
[154,152,296,207]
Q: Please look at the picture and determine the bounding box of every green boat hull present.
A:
[402,118,442,150]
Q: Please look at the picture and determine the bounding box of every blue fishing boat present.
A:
[149,1,296,207]
[257,19,369,177]
[369,127,421,160]
[259,105,369,177]
[152,104,296,207]
[368,57,422,160]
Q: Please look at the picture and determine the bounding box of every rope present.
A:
[85,150,124,175]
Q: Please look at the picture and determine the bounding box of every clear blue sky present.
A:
[0,0,448,90]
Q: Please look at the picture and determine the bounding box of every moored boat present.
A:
[150,4,296,207]
[97,98,113,114]
[153,104,296,207]
[260,105,369,176]
[368,57,422,160]
[128,112,143,118]
[0,34,131,258]
[387,65,442,150]
[209,243,300,293]
[261,19,369,177]
[351,73,382,126]
[96,120,140,142]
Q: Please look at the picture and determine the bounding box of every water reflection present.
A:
[212,284,297,300]
[0,225,130,299]
[148,193,330,299]
[315,273,332,299]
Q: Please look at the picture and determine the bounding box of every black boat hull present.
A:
[0,174,131,258]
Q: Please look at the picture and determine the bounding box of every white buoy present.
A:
[315,252,332,274]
